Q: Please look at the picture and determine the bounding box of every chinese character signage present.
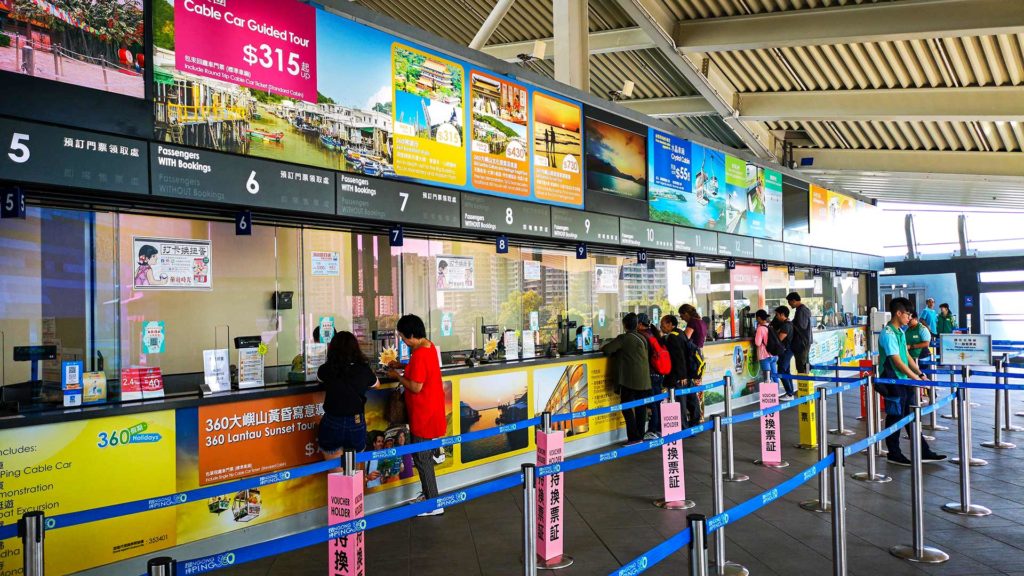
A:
[660,401,686,502]
[311,251,340,276]
[435,256,475,291]
[939,334,991,367]
[759,381,782,465]
[132,237,213,291]
[536,429,565,561]
[328,472,365,576]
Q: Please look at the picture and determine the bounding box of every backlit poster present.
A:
[469,69,530,197]
[585,117,646,199]
[1,0,145,97]
[809,184,829,233]
[391,43,466,185]
[722,155,748,233]
[759,168,784,240]
[132,237,212,290]
[533,91,583,206]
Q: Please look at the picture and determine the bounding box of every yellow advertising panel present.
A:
[0,411,177,575]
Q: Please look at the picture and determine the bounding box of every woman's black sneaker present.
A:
[922,452,948,463]
[886,454,912,466]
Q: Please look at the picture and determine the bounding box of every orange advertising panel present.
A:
[809,184,829,232]
[470,70,531,197]
[197,391,325,485]
[532,92,583,205]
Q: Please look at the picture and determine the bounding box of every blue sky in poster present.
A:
[315,12,394,110]
[649,133,728,231]
[647,128,691,199]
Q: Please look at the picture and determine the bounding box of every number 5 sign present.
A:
[1,187,26,219]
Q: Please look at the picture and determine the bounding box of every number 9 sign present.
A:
[576,242,587,259]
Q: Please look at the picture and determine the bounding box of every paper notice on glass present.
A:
[305,343,328,379]
[522,330,537,359]
[814,277,823,295]
[595,264,619,293]
[203,349,231,392]
[504,331,519,361]
[694,269,712,293]
[238,347,265,389]
[524,260,542,281]
[436,255,475,291]
[311,251,340,276]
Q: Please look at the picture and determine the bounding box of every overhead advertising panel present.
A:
[550,207,620,244]
[0,116,148,195]
[0,0,145,98]
[584,114,647,219]
[648,132,728,233]
[153,0,583,209]
[150,143,335,213]
[750,167,784,240]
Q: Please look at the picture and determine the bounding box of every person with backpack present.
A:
[637,313,670,440]
[753,310,780,385]
[678,304,707,427]
[602,313,652,445]
[771,306,796,400]
[787,292,814,373]
[878,298,947,466]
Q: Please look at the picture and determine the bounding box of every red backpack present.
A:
[644,333,672,376]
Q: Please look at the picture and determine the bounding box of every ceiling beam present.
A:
[478,27,654,62]
[792,148,1024,178]
[674,0,1024,53]
[612,0,775,159]
[620,96,717,117]
[738,87,1024,122]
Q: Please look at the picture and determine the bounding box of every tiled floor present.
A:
[221,383,1024,575]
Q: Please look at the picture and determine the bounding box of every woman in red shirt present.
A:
[387,314,446,516]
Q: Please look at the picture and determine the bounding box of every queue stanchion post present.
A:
[942,370,959,420]
[722,375,748,483]
[18,511,44,576]
[147,557,176,576]
[829,359,854,436]
[830,444,848,576]
[689,513,709,576]
[852,376,892,483]
[800,390,831,512]
[1001,354,1024,431]
[923,383,947,431]
[329,451,365,576]
[942,388,992,517]
[753,379,788,468]
[981,357,1015,449]
[951,367,988,466]
[890,404,949,564]
[522,463,538,576]
[535,412,572,570]
[655,388,696,510]
[711,415,748,576]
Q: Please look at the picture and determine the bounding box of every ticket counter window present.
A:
[764,266,791,317]
[731,265,762,340]
[701,264,733,340]
[520,248,595,357]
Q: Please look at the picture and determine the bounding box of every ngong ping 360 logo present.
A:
[183,552,235,575]
[617,555,649,576]
[329,518,367,538]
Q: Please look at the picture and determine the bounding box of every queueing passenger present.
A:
[387,314,447,516]
[878,298,947,466]
[660,314,690,397]
[919,298,938,334]
[678,304,707,427]
[602,312,652,445]
[786,292,814,374]
[753,310,779,386]
[317,331,381,466]
[637,313,669,440]
[772,306,796,400]
[936,303,958,334]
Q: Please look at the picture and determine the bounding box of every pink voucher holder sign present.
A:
[175,0,318,102]
[328,471,365,576]
[655,401,694,509]
[536,430,569,564]
[755,382,788,468]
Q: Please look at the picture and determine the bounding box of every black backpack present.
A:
[766,325,785,356]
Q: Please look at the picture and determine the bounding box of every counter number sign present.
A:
[686,254,696,267]
[1,186,26,219]
[760,260,769,272]
[726,258,736,270]
[235,210,252,236]
[576,242,587,259]
[637,249,647,265]
[389,225,404,247]
[496,234,509,254]
[788,264,796,275]
[813,266,821,276]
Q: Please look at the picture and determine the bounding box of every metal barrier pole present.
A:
[942,370,959,420]
[18,511,44,576]
[689,514,709,576]
[147,557,176,576]
[801,390,831,512]
[711,415,748,576]
[923,384,947,431]
[890,405,949,564]
[982,358,1015,449]
[830,444,848,576]
[542,411,552,434]
[343,450,355,476]
[829,364,854,436]
[722,375,748,483]
[852,376,892,483]
[952,367,988,466]
[1002,354,1024,431]
[943,388,992,517]
[522,463,538,576]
